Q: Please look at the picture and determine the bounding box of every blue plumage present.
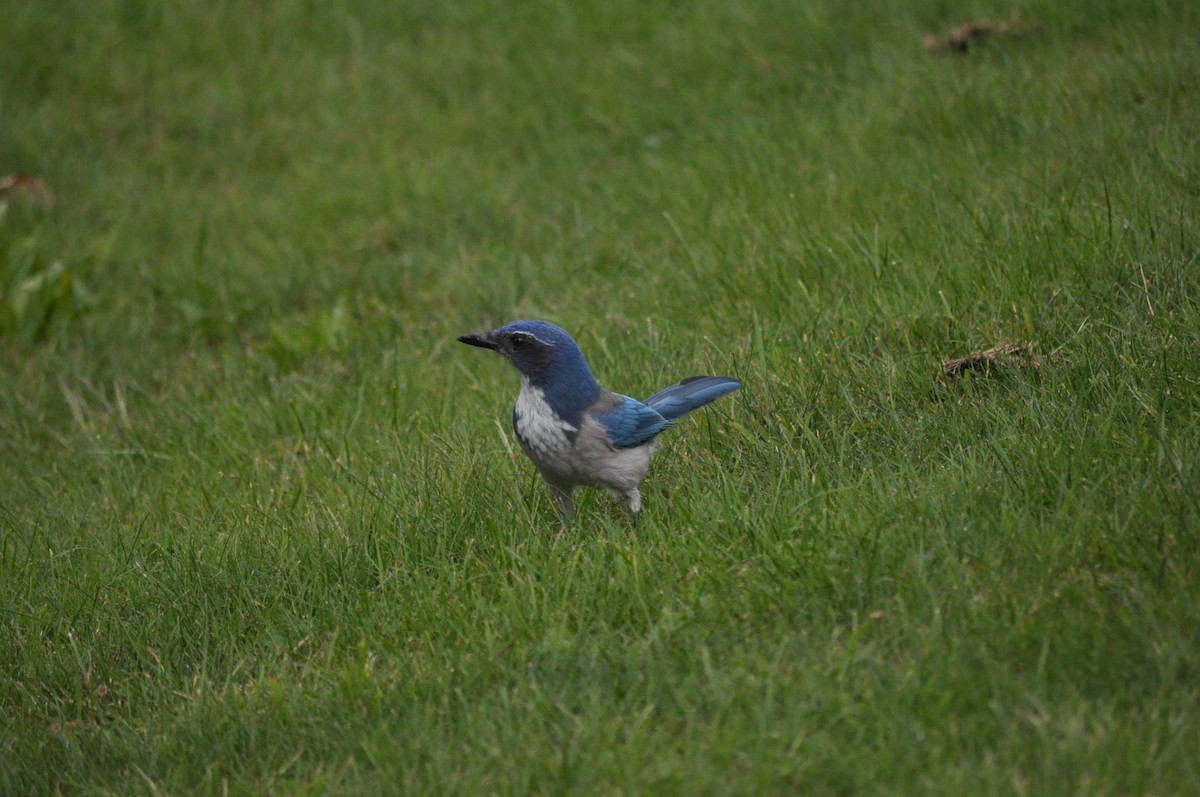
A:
[458,320,741,521]
[643,376,744,421]
[592,395,672,449]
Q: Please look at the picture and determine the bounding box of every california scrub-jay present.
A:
[458,320,741,521]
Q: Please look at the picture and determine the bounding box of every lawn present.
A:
[2,0,1198,794]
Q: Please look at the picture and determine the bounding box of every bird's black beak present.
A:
[457,330,499,351]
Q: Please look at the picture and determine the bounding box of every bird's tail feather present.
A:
[643,376,741,421]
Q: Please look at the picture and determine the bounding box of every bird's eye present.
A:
[510,333,529,349]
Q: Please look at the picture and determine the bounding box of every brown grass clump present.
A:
[922,11,1036,54]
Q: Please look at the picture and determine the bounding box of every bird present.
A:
[458,320,741,522]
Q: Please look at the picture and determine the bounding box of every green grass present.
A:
[2,0,1198,793]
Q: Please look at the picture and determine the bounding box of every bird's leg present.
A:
[624,488,642,528]
[547,482,575,524]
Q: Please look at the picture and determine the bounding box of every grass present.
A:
[2,0,1198,793]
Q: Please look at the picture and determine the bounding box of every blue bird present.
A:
[458,320,741,521]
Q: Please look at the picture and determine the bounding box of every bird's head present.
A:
[458,320,578,380]
[458,320,600,404]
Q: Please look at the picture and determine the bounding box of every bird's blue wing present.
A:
[591,394,671,449]
[643,376,741,421]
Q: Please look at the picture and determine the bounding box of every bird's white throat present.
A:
[513,379,577,456]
